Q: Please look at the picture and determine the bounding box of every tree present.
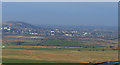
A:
[78,49,81,51]
[102,49,105,51]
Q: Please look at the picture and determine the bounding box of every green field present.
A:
[2,36,118,63]
[3,58,58,63]
[3,36,118,48]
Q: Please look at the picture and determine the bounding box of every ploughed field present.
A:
[2,35,118,63]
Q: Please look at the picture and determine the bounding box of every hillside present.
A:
[2,21,44,36]
[3,21,39,29]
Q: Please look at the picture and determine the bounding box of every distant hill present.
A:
[3,21,39,29]
[2,21,43,36]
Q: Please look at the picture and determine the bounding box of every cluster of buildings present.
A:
[2,22,117,40]
[2,25,117,40]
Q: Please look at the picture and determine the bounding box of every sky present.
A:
[2,0,120,2]
[2,2,118,26]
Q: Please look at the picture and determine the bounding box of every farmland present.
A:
[3,45,118,63]
[3,35,118,48]
[2,22,118,63]
[2,35,118,63]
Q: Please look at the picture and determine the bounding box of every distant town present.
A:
[2,21,118,40]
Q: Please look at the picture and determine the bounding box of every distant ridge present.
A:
[3,21,40,29]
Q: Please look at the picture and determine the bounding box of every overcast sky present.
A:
[2,2,118,26]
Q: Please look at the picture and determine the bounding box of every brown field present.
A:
[3,36,44,39]
[2,46,118,63]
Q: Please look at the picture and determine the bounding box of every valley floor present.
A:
[2,46,118,63]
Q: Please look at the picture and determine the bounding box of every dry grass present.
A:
[2,46,118,63]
